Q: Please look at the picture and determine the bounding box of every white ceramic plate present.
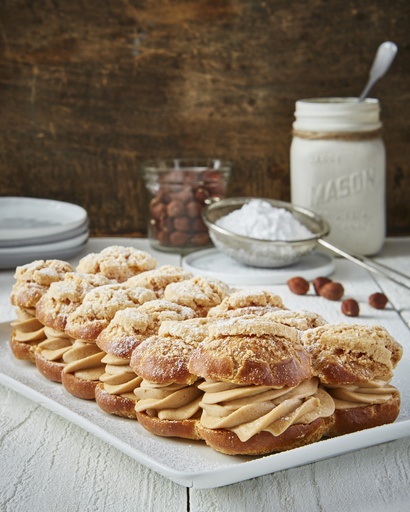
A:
[0,197,88,242]
[0,219,89,248]
[183,248,335,285]
[0,230,89,269]
[0,325,408,489]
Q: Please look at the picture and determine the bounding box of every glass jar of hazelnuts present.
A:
[140,158,232,254]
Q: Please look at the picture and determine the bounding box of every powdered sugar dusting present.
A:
[216,200,313,241]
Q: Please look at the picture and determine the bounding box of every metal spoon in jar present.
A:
[358,41,397,101]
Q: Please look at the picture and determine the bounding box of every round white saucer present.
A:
[0,197,88,242]
[182,248,335,285]
[0,230,89,269]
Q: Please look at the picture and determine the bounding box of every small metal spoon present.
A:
[358,41,397,101]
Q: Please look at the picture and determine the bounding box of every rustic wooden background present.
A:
[1,0,409,237]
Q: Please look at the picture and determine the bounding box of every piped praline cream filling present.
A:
[11,308,46,346]
[324,378,397,410]
[36,326,74,362]
[134,380,203,421]
[197,377,335,442]
[99,353,142,400]
[62,340,105,381]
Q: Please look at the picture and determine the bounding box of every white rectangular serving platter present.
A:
[1,324,410,489]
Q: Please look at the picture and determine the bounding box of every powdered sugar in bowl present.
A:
[203,198,329,268]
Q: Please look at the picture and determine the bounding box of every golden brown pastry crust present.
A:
[262,310,328,331]
[34,352,65,383]
[9,336,36,362]
[164,276,232,316]
[35,272,114,331]
[76,245,157,282]
[188,318,312,387]
[301,323,403,385]
[11,259,74,309]
[94,383,137,419]
[61,370,98,400]
[136,411,202,440]
[130,318,210,385]
[197,416,334,455]
[207,289,286,318]
[65,284,156,342]
[326,390,401,437]
[126,265,193,298]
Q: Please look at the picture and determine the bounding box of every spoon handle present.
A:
[358,41,398,102]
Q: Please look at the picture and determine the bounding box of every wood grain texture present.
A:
[0,0,409,236]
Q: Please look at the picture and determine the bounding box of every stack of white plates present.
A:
[0,197,89,269]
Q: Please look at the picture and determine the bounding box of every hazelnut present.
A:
[167,200,185,218]
[312,276,332,295]
[319,282,344,301]
[194,187,210,202]
[191,233,211,246]
[368,292,388,309]
[169,231,190,247]
[186,201,202,218]
[173,216,191,232]
[287,276,310,295]
[341,298,360,317]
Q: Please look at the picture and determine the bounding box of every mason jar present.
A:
[290,98,385,255]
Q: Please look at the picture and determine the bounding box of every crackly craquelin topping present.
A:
[261,310,328,331]
[125,265,193,298]
[65,284,156,341]
[134,380,203,421]
[325,378,399,410]
[207,289,286,318]
[76,245,157,282]
[197,377,335,442]
[130,318,211,385]
[164,276,232,316]
[11,259,73,308]
[188,317,312,387]
[35,272,114,330]
[301,323,403,384]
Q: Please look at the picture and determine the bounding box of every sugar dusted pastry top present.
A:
[301,323,403,384]
[164,276,232,316]
[207,289,286,318]
[130,318,211,384]
[126,265,193,297]
[135,299,197,325]
[76,245,157,282]
[35,272,114,331]
[97,308,155,358]
[11,259,74,308]
[188,317,312,387]
[262,309,328,331]
[97,300,196,357]
[65,284,156,342]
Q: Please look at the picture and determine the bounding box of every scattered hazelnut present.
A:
[319,282,344,301]
[312,276,332,295]
[341,298,360,317]
[368,292,388,309]
[287,276,310,295]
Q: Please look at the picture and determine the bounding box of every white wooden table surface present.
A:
[1,237,409,512]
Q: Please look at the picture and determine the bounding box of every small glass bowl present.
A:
[203,197,330,268]
[140,158,232,254]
